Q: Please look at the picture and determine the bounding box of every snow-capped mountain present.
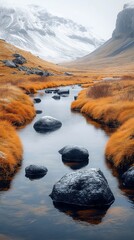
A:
[0,5,103,63]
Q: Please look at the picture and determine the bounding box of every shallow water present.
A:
[0,86,134,240]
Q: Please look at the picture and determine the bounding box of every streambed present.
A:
[0,86,133,240]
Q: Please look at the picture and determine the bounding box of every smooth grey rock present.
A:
[52,95,60,100]
[3,60,17,68]
[25,165,48,179]
[33,116,62,133]
[122,166,134,188]
[59,145,89,162]
[50,169,115,207]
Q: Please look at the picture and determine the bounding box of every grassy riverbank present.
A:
[71,78,134,172]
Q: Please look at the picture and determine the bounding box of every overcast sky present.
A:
[0,0,132,39]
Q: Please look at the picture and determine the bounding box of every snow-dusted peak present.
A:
[0,5,103,63]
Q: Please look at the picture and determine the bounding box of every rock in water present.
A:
[59,145,89,162]
[33,116,62,133]
[34,98,41,103]
[50,169,115,207]
[25,165,48,179]
[52,95,61,100]
[122,166,134,188]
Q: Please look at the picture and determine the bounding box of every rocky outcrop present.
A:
[59,145,89,162]
[50,169,115,207]
[112,7,134,39]
[33,116,62,133]
[25,165,48,179]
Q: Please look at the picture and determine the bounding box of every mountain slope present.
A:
[63,5,134,73]
[0,5,102,63]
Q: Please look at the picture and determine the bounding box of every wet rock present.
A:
[122,166,134,188]
[34,98,41,103]
[25,165,48,179]
[3,60,17,68]
[50,169,115,207]
[59,145,89,162]
[57,90,70,95]
[52,95,60,100]
[33,116,62,133]
[36,110,43,114]
[45,89,54,93]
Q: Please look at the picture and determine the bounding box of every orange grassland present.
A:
[71,79,134,171]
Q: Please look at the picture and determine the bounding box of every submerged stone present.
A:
[50,169,115,207]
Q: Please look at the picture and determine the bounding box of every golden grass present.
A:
[71,79,134,171]
[0,85,36,127]
[0,120,23,178]
[105,118,134,171]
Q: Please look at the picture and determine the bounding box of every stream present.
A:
[0,85,134,240]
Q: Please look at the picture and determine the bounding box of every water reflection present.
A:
[62,159,89,170]
[53,202,109,225]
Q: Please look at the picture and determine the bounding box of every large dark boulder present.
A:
[50,169,115,207]
[33,116,62,133]
[59,145,89,162]
[122,166,134,188]
[25,165,48,179]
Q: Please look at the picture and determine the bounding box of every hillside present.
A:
[63,5,134,75]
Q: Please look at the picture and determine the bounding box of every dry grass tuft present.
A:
[0,85,36,127]
[105,118,134,171]
[0,120,23,177]
[87,83,111,99]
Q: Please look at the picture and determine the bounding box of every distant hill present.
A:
[63,4,134,74]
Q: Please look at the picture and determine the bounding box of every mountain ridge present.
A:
[0,5,102,63]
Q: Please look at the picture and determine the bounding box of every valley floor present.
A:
[0,39,134,185]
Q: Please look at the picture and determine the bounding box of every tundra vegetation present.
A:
[71,78,134,172]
